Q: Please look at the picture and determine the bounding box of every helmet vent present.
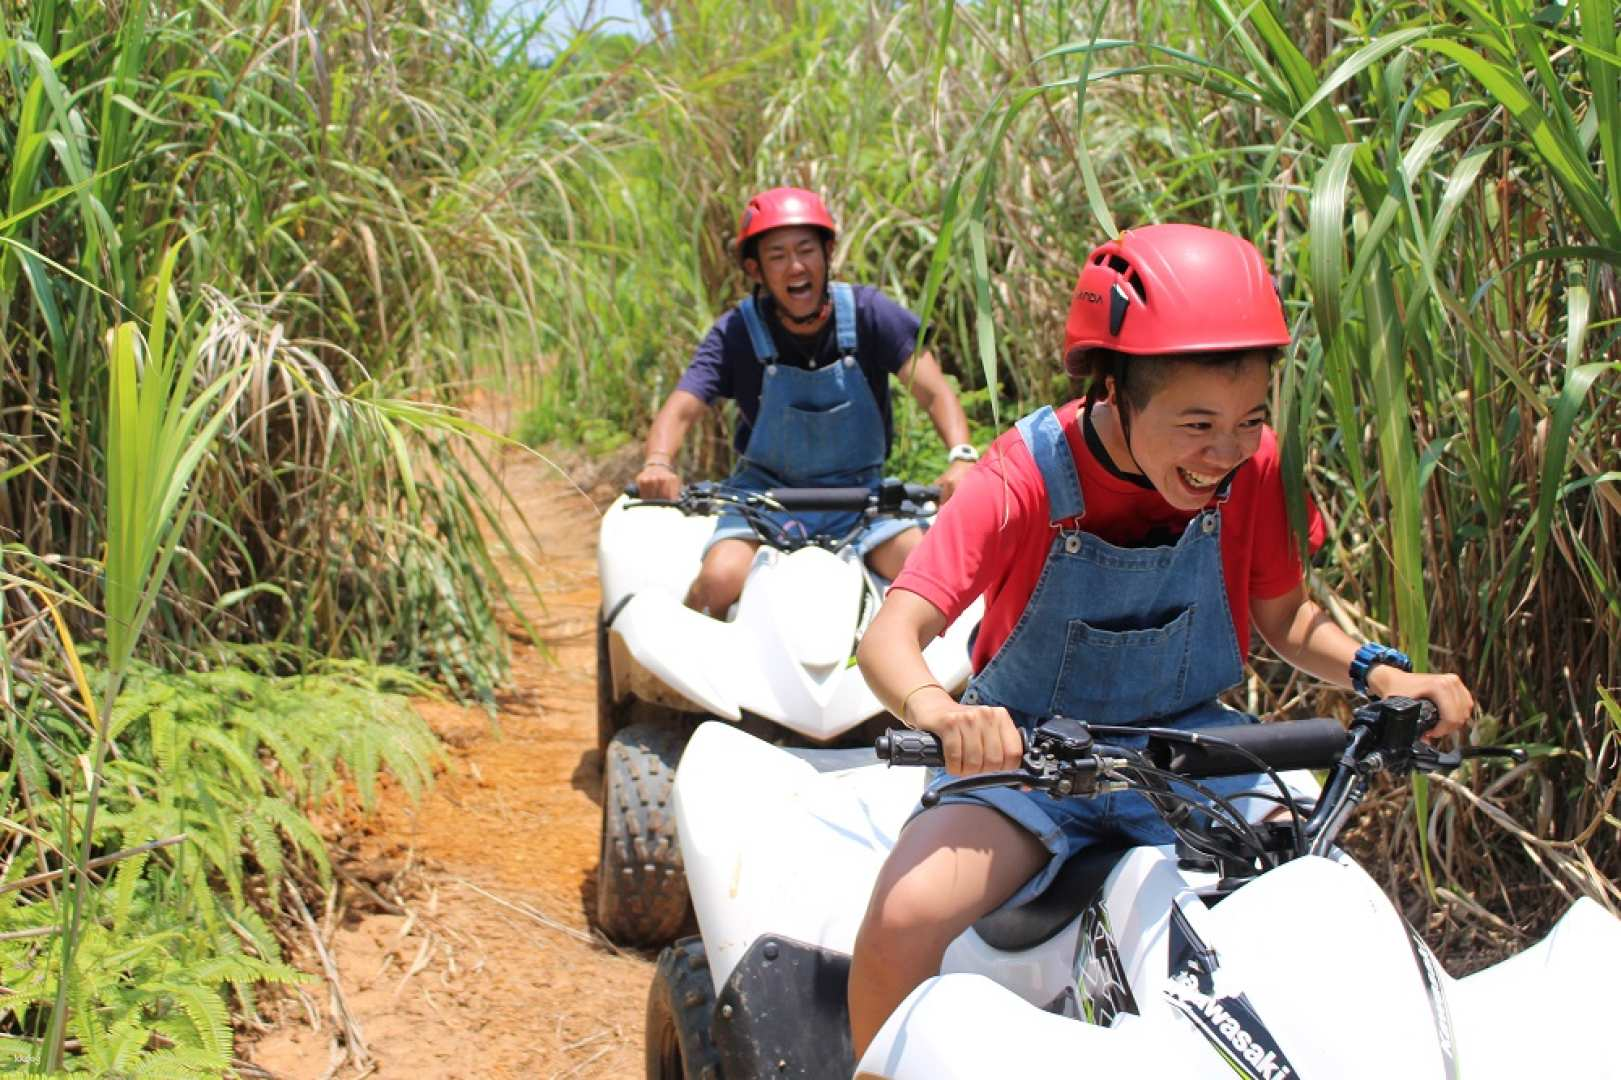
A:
[1126,272,1147,303]
[1107,255,1131,275]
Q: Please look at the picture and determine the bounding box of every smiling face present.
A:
[1103,351,1273,511]
[744,225,831,322]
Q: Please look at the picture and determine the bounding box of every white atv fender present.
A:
[673,721,926,993]
[599,494,980,742]
[860,852,1621,1079]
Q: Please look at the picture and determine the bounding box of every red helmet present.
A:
[737,187,837,254]
[1062,224,1288,367]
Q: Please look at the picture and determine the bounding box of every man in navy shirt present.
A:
[636,188,979,617]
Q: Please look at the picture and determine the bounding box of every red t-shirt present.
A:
[893,401,1325,671]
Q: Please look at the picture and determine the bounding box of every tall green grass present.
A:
[1,0,627,695]
[1,1,628,1068]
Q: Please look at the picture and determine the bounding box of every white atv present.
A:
[595,479,981,946]
[647,697,1621,1079]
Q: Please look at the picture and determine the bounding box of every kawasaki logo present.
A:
[1166,972,1298,1080]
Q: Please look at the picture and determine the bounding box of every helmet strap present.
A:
[1105,360,1148,476]
[771,283,832,330]
[1115,405,1148,475]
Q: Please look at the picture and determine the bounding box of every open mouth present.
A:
[784,279,817,303]
[1178,466,1222,493]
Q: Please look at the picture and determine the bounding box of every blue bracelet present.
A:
[1350,642,1412,697]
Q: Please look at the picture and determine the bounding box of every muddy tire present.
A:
[597,611,627,757]
[597,722,690,946]
[645,936,722,1080]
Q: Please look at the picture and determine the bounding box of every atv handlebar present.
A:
[762,487,881,511]
[877,698,1525,875]
[621,478,940,552]
[763,483,940,512]
[875,715,1353,777]
[1149,716,1350,777]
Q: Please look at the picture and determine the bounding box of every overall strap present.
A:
[830,282,858,356]
[1015,406,1086,524]
[738,294,778,364]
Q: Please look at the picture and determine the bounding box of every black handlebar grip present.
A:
[765,486,875,511]
[906,483,942,503]
[875,728,945,768]
[1152,717,1350,778]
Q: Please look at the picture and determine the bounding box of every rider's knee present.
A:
[688,557,747,615]
[864,527,923,580]
[860,872,964,961]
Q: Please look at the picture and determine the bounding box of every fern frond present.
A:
[154,981,232,1061]
[253,797,330,881]
[127,1043,228,1078]
[111,850,153,930]
[184,726,272,797]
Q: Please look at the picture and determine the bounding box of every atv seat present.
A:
[973,844,1131,952]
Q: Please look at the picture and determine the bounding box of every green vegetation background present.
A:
[0,0,1616,1072]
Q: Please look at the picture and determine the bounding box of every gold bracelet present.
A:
[899,681,944,729]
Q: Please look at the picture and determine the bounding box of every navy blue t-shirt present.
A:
[676,285,922,455]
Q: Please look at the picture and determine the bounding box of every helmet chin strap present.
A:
[1114,402,1148,477]
[775,283,831,329]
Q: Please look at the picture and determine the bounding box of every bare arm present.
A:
[635,389,710,499]
[896,349,975,500]
[857,591,1022,775]
[1251,582,1474,738]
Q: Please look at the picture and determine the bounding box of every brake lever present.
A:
[1458,745,1529,764]
[921,770,1040,809]
[1411,743,1528,774]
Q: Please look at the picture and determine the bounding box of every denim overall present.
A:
[930,405,1267,910]
[706,282,917,557]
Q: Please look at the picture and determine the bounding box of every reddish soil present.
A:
[247,405,650,1079]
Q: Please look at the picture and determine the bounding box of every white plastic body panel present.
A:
[860,853,1621,1079]
[598,494,980,741]
[670,725,1621,1080]
[673,722,925,993]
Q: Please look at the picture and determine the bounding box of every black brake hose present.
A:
[1089,747,1266,864]
[1126,783,1263,869]
[1106,761,1276,869]
[1092,723,1309,859]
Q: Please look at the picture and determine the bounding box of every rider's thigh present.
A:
[864,527,923,580]
[688,538,759,610]
[864,803,1047,944]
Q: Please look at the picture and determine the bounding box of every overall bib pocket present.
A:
[1050,605,1195,722]
[777,400,864,478]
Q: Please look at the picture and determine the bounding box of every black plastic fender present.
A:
[711,935,854,1079]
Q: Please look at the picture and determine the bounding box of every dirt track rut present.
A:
[249,411,651,1079]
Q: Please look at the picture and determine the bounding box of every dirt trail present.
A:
[249,401,650,1079]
